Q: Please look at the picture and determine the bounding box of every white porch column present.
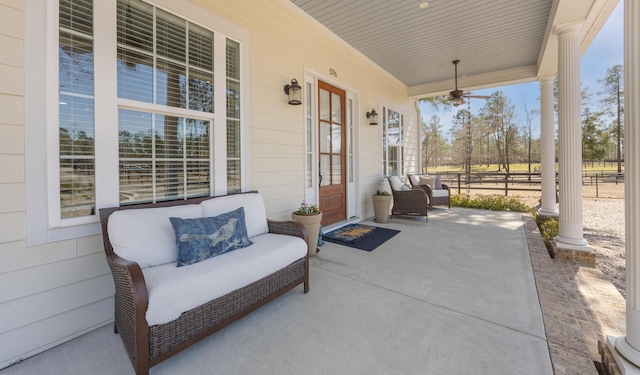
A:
[538,76,558,217]
[610,0,640,370]
[553,21,590,252]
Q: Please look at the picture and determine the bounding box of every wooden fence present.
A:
[436,171,624,199]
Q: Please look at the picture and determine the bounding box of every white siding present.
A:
[0,0,419,368]
[190,0,417,220]
[0,0,114,369]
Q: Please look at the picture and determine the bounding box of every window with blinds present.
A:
[116,0,215,204]
[59,0,96,219]
[54,0,243,224]
[226,39,241,193]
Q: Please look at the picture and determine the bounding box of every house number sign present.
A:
[329,68,337,78]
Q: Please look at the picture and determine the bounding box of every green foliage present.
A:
[534,214,559,242]
[450,194,532,212]
[375,190,390,196]
[582,107,608,161]
[295,202,320,215]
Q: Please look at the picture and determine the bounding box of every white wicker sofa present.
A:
[99,191,309,375]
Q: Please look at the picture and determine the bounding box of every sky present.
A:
[419,1,624,138]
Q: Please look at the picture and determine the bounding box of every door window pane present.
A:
[331,92,342,123]
[319,88,330,121]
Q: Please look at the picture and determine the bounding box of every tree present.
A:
[598,65,624,173]
[421,115,447,172]
[521,100,539,180]
[582,107,608,164]
[479,91,517,173]
[452,108,473,180]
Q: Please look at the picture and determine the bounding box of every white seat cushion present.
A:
[108,204,203,268]
[141,233,306,326]
[432,189,450,198]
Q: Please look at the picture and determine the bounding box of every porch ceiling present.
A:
[289,0,619,98]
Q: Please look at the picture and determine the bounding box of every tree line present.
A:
[421,64,624,175]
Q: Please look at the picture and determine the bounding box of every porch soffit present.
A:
[289,0,619,98]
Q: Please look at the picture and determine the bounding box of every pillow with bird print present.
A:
[170,207,253,267]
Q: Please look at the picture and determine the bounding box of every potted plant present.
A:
[372,190,392,223]
[291,202,322,256]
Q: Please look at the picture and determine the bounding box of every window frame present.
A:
[25,0,250,245]
[382,105,404,178]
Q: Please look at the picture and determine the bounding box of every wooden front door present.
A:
[318,81,346,226]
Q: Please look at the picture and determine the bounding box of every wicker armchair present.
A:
[386,176,429,222]
[408,174,451,209]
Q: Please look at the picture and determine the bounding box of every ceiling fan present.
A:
[448,60,490,106]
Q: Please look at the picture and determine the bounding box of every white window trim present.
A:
[24,0,250,246]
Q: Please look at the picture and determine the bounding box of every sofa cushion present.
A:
[141,233,307,326]
[108,204,203,268]
[171,207,253,267]
[200,192,269,238]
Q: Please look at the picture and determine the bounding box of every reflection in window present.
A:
[117,0,215,204]
[117,0,213,112]
[226,39,241,193]
[59,0,95,219]
[118,110,210,204]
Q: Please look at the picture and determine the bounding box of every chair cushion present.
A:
[142,233,307,326]
[388,176,403,191]
[200,192,269,238]
[434,175,443,190]
[401,184,411,191]
[419,175,435,188]
[432,189,450,198]
[171,207,253,267]
[408,174,421,186]
[108,204,203,268]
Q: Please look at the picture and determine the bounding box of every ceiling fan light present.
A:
[452,98,465,107]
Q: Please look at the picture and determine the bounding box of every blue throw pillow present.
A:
[170,207,253,267]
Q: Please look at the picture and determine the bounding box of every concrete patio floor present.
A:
[0,208,625,375]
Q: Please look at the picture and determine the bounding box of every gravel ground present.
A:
[583,198,626,297]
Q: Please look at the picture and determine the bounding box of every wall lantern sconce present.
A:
[366,109,379,125]
[283,78,302,105]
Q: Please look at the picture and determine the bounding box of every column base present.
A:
[606,335,640,374]
[551,237,595,263]
[537,207,559,217]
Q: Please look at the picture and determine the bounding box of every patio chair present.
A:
[386,176,429,222]
[408,174,451,209]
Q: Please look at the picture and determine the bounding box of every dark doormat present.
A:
[322,224,400,251]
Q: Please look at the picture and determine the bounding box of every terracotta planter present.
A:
[372,194,392,223]
[291,212,323,256]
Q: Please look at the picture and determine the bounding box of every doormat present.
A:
[322,224,400,252]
